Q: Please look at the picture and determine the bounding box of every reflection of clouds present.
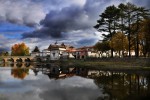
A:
[39,76,103,100]
[24,70,43,80]
[40,87,100,100]
[0,67,21,82]
[1,91,43,100]
[60,76,98,89]
[0,68,104,100]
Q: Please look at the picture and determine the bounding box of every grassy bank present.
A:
[0,57,2,62]
[60,58,150,71]
[1,56,150,71]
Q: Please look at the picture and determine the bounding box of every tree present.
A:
[119,3,136,57]
[130,7,149,57]
[94,41,111,57]
[118,3,150,57]
[0,51,9,56]
[110,32,128,57]
[134,7,149,57]
[95,2,150,57]
[11,43,29,56]
[32,46,40,52]
[140,18,150,57]
[118,3,127,34]
[94,5,120,57]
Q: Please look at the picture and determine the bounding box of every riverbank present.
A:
[60,58,150,71]
[0,57,150,71]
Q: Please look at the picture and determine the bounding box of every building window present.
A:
[53,53,55,57]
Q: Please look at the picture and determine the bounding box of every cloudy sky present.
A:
[0,0,149,52]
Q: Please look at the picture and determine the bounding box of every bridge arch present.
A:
[16,58,23,63]
[2,56,34,63]
[9,58,15,62]
[25,58,31,62]
[2,59,6,63]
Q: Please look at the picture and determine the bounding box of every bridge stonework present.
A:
[2,56,34,63]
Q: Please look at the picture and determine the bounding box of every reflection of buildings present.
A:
[32,64,88,79]
[32,65,150,99]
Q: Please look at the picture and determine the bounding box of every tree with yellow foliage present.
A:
[11,43,30,56]
[110,32,128,57]
[140,19,150,57]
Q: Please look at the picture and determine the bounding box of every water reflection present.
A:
[11,68,29,79]
[0,64,103,100]
[1,62,31,79]
[93,72,150,100]
[32,64,88,79]
[32,64,150,100]
[0,63,150,100]
[1,62,32,68]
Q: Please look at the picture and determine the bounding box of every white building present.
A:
[31,52,40,57]
[76,46,100,59]
[47,43,67,60]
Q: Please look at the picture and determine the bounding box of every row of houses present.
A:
[31,42,138,60]
[31,42,100,60]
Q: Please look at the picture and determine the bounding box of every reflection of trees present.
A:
[16,63,22,67]
[93,72,150,100]
[0,62,6,67]
[10,63,14,67]
[11,68,29,79]
[31,64,150,99]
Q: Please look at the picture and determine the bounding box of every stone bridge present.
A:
[2,56,34,63]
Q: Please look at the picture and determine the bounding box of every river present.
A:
[0,63,150,100]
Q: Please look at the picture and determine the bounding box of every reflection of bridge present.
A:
[2,62,33,68]
[2,56,34,63]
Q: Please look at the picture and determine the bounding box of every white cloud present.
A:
[0,0,45,26]
[68,0,86,7]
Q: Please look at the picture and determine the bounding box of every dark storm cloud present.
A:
[23,28,68,39]
[23,8,83,38]
[22,7,90,38]
[77,38,97,46]
[22,0,104,38]
[24,0,150,39]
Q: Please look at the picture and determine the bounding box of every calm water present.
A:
[0,63,150,100]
